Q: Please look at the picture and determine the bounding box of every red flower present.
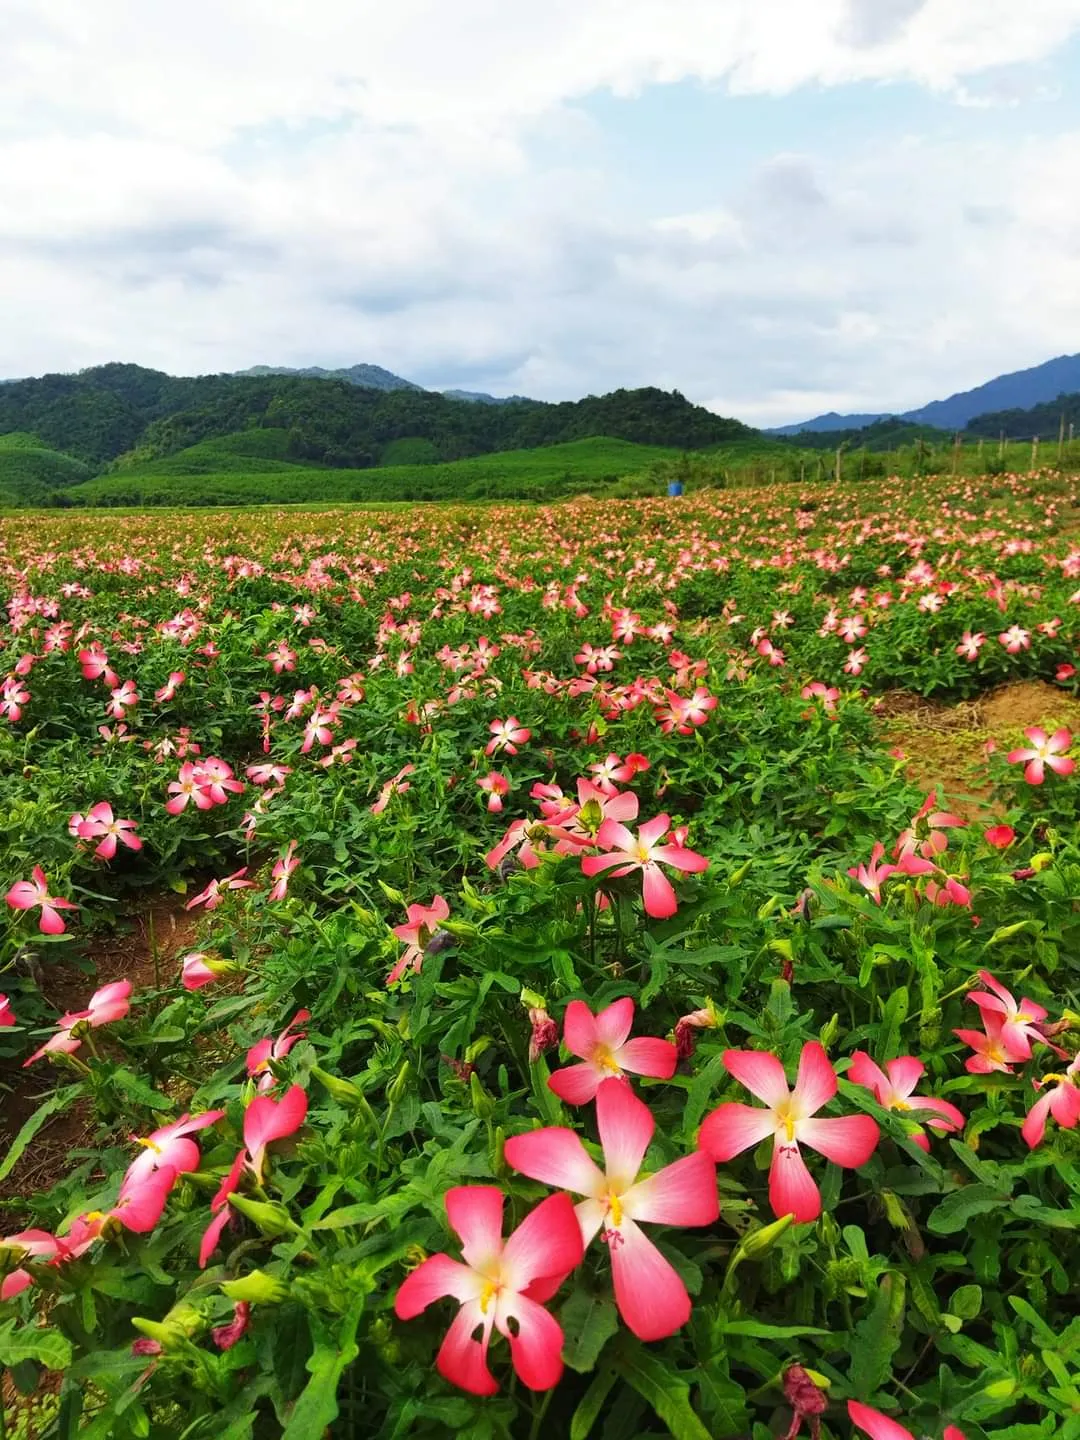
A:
[581,813,708,919]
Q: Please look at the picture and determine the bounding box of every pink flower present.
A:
[1006,726,1074,785]
[199,1149,247,1267]
[486,716,531,757]
[107,679,139,718]
[1057,663,1077,682]
[847,843,896,903]
[246,1010,311,1091]
[953,1011,1028,1075]
[528,1007,559,1064]
[849,1400,967,1440]
[388,895,450,985]
[967,970,1050,1060]
[547,997,677,1105]
[0,994,15,1027]
[848,1053,964,1152]
[581,813,709,919]
[124,1110,225,1188]
[155,671,185,702]
[180,952,233,990]
[504,1078,718,1341]
[0,1229,62,1301]
[269,841,299,901]
[6,866,78,934]
[23,979,132,1066]
[844,647,868,676]
[243,1084,308,1181]
[395,1186,583,1396]
[895,791,966,861]
[371,763,415,815]
[186,869,253,912]
[1022,1055,1080,1148]
[699,1042,879,1223]
[955,631,985,660]
[983,824,1015,849]
[477,771,510,812]
[76,802,142,861]
[246,762,292,785]
[106,1165,179,1234]
[998,625,1030,654]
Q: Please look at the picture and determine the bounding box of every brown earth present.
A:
[0,896,200,1207]
[876,680,1080,817]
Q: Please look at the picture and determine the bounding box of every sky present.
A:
[4,0,1080,425]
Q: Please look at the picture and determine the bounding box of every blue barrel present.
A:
[667,481,684,497]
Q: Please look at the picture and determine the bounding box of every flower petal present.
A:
[640,864,678,919]
[436,1298,499,1396]
[547,1062,603,1106]
[792,1042,837,1116]
[722,1049,790,1108]
[503,1127,605,1198]
[698,1102,775,1162]
[395,1254,484,1318]
[797,1115,879,1168]
[608,1217,691,1341]
[623,1151,718,1227]
[768,1142,821,1223]
[501,1192,583,1291]
[496,1291,566,1391]
[596,1077,653,1190]
[616,1036,678,1080]
[593,996,635,1052]
[848,1401,916,1440]
[445,1186,505,1272]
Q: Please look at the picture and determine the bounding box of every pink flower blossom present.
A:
[848,1053,964,1151]
[186,869,254,912]
[388,895,450,985]
[243,1084,308,1181]
[581,814,709,919]
[998,625,1030,654]
[75,802,142,861]
[6,866,78,934]
[180,952,234,990]
[1022,1054,1080,1148]
[953,1010,1028,1075]
[849,1400,966,1440]
[23,979,132,1066]
[983,824,1015,849]
[1006,726,1074,785]
[955,630,985,661]
[505,1078,717,1341]
[547,997,678,1105]
[486,716,531,757]
[477,771,510,812]
[124,1111,225,1188]
[246,1009,311,1091]
[269,841,299,901]
[155,671,186,702]
[395,1186,583,1395]
[967,970,1050,1061]
[371,763,415,815]
[699,1042,879,1223]
[0,994,14,1027]
[847,843,896,903]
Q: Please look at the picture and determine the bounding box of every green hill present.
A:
[65,438,700,506]
[0,363,753,481]
[0,431,93,503]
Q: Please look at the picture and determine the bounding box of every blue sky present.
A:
[3,1,1080,425]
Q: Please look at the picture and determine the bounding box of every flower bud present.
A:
[227,1196,301,1239]
[310,1065,365,1108]
[212,1301,251,1350]
[470,1071,494,1119]
[220,1269,290,1304]
[131,1299,208,1351]
[528,1007,559,1063]
[735,1212,794,1259]
[818,1013,839,1051]
[424,927,455,955]
[387,1060,413,1107]
[783,1365,827,1418]
[673,1005,716,1061]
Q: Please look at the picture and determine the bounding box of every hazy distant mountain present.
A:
[770,353,1080,435]
[442,388,532,405]
[236,363,423,392]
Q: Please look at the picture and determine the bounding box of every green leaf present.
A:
[848,1273,906,1400]
[927,1184,1010,1235]
[281,1302,362,1439]
[949,1284,983,1321]
[0,1085,79,1183]
[719,1320,830,1339]
[697,1367,750,1438]
[570,1367,617,1440]
[560,1288,620,1373]
[611,1341,713,1440]
[0,1320,73,1370]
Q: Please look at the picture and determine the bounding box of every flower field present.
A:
[1,470,1079,1440]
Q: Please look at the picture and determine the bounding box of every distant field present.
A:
[64,437,695,505]
[0,430,93,502]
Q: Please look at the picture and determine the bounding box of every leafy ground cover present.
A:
[1,470,1079,1440]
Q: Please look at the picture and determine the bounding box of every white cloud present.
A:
[2,1,1080,421]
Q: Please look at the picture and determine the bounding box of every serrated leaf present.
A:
[0,1320,73,1370]
[927,1184,1009,1235]
[848,1273,906,1399]
[560,1288,620,1373]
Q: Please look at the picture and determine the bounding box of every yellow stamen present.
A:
[479,1281,496,1314]
[595,1047,621,1073]
[136,1137,162,1154]
[635,844,651,864]
[84,1210,106,1223]
[892,1099,911,1112]
[609,1192,623,1227]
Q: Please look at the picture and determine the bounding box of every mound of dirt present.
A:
[877,680,1080,815]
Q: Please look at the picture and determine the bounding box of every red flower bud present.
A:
[527,1007,559,1064]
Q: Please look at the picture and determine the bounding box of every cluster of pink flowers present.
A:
[847,792,971,908]
[69,802,142,861]
[165,756,245,814]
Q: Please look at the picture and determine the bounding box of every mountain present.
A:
[0,364,752,484]
[441,388,533,405]
[770,352,1080,435]
[235,363,422,392]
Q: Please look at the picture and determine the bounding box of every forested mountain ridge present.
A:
[0,364,753,474]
